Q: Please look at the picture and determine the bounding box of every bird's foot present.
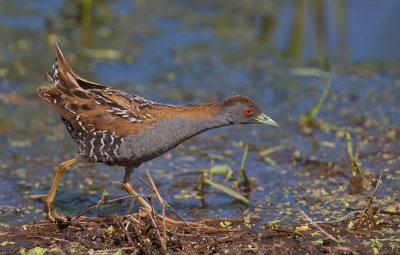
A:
[30,193,60,222]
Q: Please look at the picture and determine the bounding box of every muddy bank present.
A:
[1,203,398,254]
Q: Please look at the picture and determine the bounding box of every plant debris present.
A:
[1,209,398,254]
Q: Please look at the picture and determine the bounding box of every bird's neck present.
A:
[118,102,230,166]
[162,102,230,135]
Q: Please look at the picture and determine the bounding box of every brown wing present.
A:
[38,45,169,136]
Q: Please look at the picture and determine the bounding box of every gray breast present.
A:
[118,116,225,167]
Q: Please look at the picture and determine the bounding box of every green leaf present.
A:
[259,145,285,157]
[219,220,232,228]
[1,241,15,246]
[345,128,354,162]
[204,178,249,205]
[85,49,123,60]
[312,239,324,245]
[240,144,249,170]
[235,144,252,188]
[344,128,363,175]
[26,247,45,255]
[263,156,279,169]
[113,250,122,255]
[311,231,322,237]
[305,81,331,124]
[287,68,331,80]
[106,225,114,237]
[268,219,282,224]
[196,164,232,180]
[199,151,232,162]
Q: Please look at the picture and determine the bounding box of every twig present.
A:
[379,210,400,216]
[314,210,360,224]
[128,213,152,254]
[117,217,134,247]
[146,169,167,251]
[139,177,189,227]
[296,207,339,243]
[145,204,165,250]
[76,181,136,219]
[92,247,137,254]
[50,241,67,255]
[296,207,362,254]
[138,176,239,231]
[77,195,135,219]
[366,173,382,212]
[216,231,248,243]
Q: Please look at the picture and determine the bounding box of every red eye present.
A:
[244,107,253,115]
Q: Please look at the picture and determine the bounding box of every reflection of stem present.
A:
[197,173,205,195]
[81,0,92,27]
[336,0,348,60]
[241,167,254,192]
[288,0,305,57]
[314,0,327,60]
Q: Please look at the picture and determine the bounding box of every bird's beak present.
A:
[256,113,280,127]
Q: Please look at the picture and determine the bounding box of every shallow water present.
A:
[0,0,399,227]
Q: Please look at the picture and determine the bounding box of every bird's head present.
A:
[219,95,279,127]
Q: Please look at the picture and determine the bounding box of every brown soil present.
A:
[1,209,398,255]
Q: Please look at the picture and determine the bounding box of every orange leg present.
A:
[31,159,77,222]
[122,167,152,212]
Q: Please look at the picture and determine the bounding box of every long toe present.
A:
[29,194,55,222]
[29,193,48,199]
[44,203,56,222]
[123,182,153,211]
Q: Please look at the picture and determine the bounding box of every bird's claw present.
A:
[30,193,58,222]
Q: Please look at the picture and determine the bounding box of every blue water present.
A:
[0,0,399,226]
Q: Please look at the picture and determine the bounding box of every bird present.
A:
[33,45,279,222]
